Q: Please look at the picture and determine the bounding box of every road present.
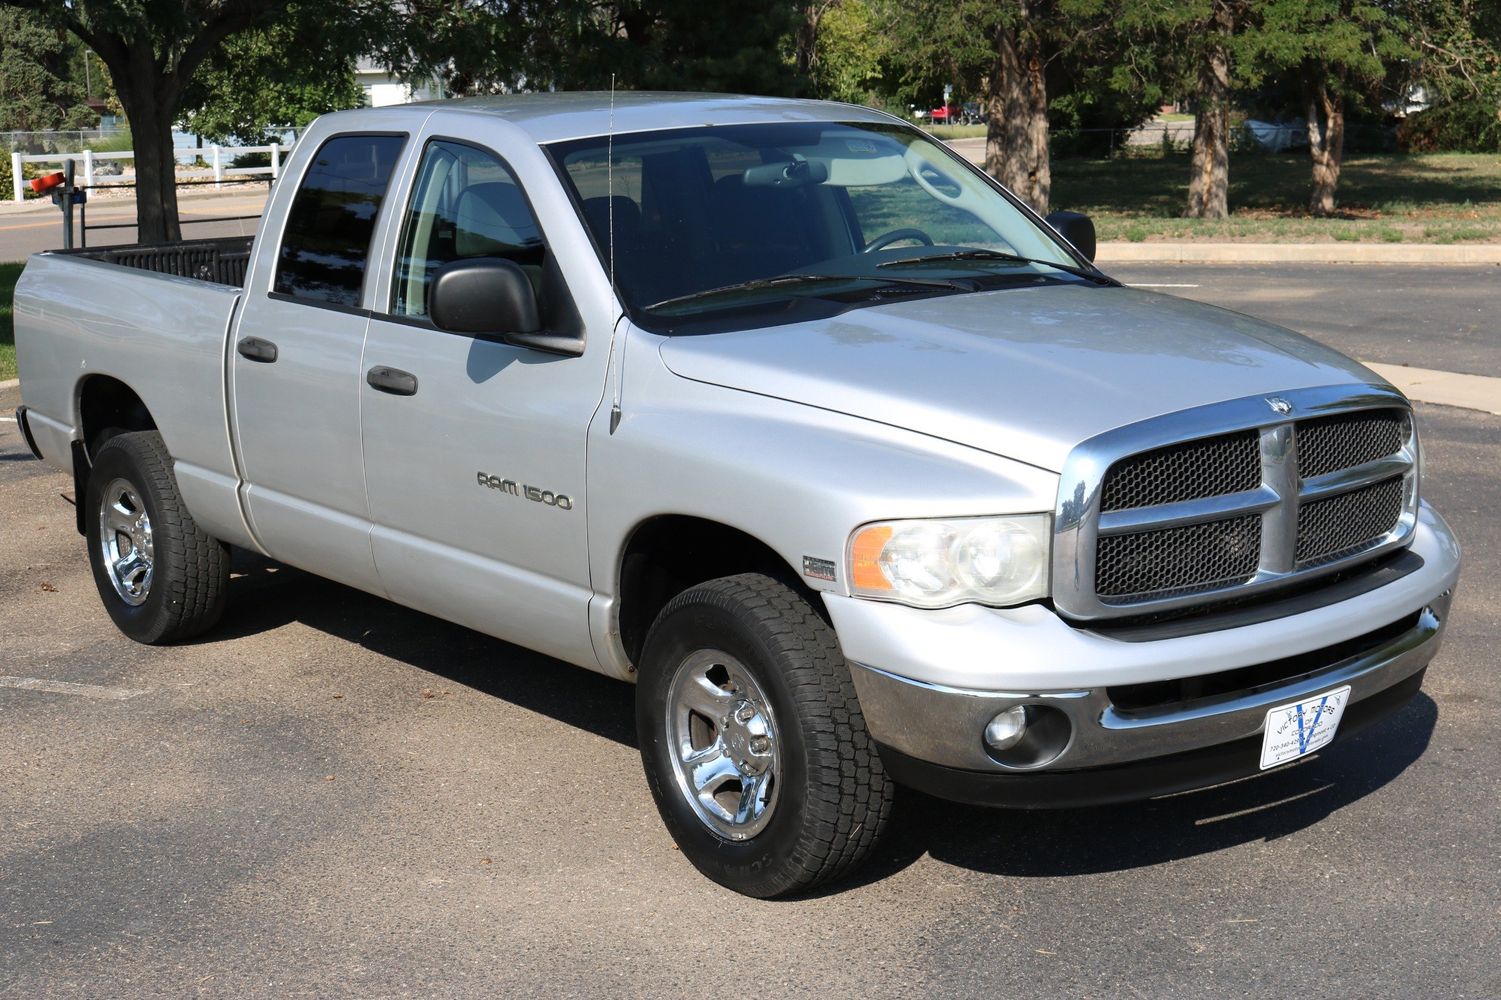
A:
[4,256,1501,996]
[0,190,267,261]
[1111,262,1501,379]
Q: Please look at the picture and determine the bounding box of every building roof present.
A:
[410,92,901,144]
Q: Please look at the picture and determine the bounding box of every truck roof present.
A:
[404,92,901,144]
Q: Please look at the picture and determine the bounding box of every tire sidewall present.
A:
[84,436,174,643]
[637,595,815,898]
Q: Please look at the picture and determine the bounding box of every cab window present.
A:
[275,133,405,307]
[392,140,544,319]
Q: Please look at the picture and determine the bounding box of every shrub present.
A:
[1398,99,1501,153]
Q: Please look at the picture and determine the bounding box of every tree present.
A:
[874,0,1123,214]
[0,8,96,134]
[1398,0,1501,152]
[808,0,889,106]
[178,15,363,146]
[1246,0,1408,215]
[1183,1,1245,218]
[0,0,317,241]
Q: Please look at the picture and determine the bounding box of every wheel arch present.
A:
[76,374,158,460]
[615,514,817,670]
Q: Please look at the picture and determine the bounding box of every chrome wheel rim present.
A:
[665,649,781,841]
[98,477,154,606]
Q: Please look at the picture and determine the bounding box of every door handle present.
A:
[366,365,418,396]
[236,336,278,363]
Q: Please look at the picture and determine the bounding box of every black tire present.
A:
[84,430,230,644]
[637,573,893,897]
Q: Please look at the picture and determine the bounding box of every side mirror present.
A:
[1044,210,1096,263]
[430,257,540,336]
[429,258,582,356]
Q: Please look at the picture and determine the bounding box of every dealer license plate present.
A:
[1259,686,1351,770]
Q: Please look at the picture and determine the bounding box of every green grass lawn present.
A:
[0,261,20,381]
[923,124,988,140]
[1051,150,1501,243]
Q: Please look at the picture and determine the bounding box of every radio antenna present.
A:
[607,74,616,295]
[607,75,624,435]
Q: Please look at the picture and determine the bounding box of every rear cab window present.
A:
[275,133,406,308]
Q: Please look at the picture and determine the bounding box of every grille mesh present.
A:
[1296,477,1404,565]
[1298,410,1407,479]
[1096,515,1261,601]
[1101,431,1261,512]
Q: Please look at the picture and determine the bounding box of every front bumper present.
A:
[826,503,1460,806]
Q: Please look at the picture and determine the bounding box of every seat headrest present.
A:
[455,182,540,257]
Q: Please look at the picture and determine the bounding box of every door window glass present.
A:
[275,133,405,307]
[392,140,544,319]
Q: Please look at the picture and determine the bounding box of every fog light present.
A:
[982,703,1073,769]
[984,705,1030,750]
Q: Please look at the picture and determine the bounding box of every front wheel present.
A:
[637,573,893,897]
[84,431,230,644]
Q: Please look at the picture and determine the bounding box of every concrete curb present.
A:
[1097,242,1501,265]
[1365,363,1501,417]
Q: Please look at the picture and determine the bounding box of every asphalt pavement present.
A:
[2,273,1499,997]
[1112,262,1501,379]
[0,190,268,261]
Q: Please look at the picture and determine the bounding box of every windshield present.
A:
[546,121,1100,332]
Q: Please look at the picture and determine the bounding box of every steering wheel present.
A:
[862,228,935,253]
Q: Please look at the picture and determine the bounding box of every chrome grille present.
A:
[1296,476,1405,565]
[1053,386,1420,621]
[1297,410,1408,479]
[1096,515,1261,601]
[1101,432,1260,511]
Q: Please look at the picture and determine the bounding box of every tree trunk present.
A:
[1306,76,1345,216]
[1185,0,1233,219]
[108,43,183,244]
[983,8,1049,214]
[794,1,829,79]
[119,92,182,244]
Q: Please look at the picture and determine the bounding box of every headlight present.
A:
[847,515,1051,609]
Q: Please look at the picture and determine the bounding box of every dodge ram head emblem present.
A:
[1265,396,1293,416]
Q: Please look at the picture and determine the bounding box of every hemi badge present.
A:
[802,556,837,582]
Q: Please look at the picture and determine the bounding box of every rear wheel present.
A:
[84,431,230,644]
[637,573,893,897]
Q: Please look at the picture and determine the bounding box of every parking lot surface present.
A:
[3,280,1499,997]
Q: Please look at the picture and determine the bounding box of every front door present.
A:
[358,137,609,667]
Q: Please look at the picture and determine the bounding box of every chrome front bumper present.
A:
[849,591,1450,775]
[829,502,1460,785]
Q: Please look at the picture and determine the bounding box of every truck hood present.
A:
[657,285,1384,472]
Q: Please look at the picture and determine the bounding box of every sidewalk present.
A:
[1096,242,1501,265]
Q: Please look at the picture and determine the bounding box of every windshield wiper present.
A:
[646,273,966,311]
[877,249,1117,285]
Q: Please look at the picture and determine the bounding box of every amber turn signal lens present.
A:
[849,525,894,592]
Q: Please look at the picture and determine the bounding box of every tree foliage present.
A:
[178,7,364,145]
[0,7,96,133]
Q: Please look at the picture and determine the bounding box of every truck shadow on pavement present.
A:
[209,549,1438,890]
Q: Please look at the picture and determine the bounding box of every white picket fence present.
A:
[11,142,288,203]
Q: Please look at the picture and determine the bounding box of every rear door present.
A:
[357,134,611,667]
[231,131,407,592]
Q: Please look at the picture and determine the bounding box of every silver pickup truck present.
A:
[13,94,1461,897]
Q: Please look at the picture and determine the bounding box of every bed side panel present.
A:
[14,253,252,545]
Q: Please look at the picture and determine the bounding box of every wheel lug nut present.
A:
[750,736,771,755]
[735,704,756,723]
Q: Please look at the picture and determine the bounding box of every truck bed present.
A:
[57,235,255,288]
